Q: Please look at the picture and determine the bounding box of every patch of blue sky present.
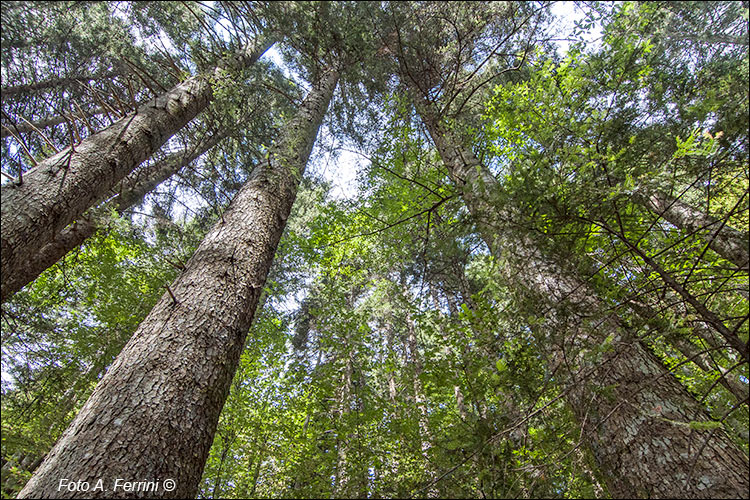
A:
[549,1,605,55]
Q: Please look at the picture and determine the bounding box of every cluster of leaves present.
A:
[1,215,189,497]
[481,0,748,449]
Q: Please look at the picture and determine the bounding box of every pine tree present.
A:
[17,58,340,500]
[1,24,273,301]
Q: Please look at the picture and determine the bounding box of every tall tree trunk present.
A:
[1,37,273,295]
[17,64,339,500]
[247,433,268,498]
[633,187,749,271]
[333,289,357,499]
[1,129,230,302]
[411,93,750,498]
[385,324,399,404]
[403,310,438,498]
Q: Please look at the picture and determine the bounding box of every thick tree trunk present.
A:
[17,65,339,500]
[1,129,230,302]
[1,38,272,295]
[413,95,750,499]
[633,188,749,270]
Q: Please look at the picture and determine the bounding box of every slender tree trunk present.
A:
[633,188,749,270]
[17,65,339,499]
[291,348,323,494]
[1,107,108,138]
[402,309,439,497]
[412,93,750,498]
[247,432,269,498]
[333,330,355,499]
[627,299,749,404]
[405,314,432,451]
[385,325,399,404]
[1,70,123,99]
[1,130,230,302]
[382,318,404,497]
[429,286,468,420]
[1,37,273,295]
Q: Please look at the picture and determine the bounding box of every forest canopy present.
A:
[1,1,748,498]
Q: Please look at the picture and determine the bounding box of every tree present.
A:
[381,1,749,496]
[2,2,748,499]
[0,14,273,302]
[16,54,340,499]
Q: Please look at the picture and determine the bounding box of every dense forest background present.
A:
[1,1,748,498]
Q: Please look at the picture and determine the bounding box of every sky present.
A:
[283,1,604,203]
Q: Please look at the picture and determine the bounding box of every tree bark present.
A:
[1,37,273,296]
[411,92,750,498]
[17,65,339,499]
[633,188,749,271]
[1,129,230,302]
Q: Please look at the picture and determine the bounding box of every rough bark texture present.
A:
[17,66,338,500]
[413,94,750,499]
[1,38,272,296]
[1,130,230,302]
[634,188,750,271]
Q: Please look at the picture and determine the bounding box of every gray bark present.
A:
[412,94,750,498]
[633,188,749,271]
[1,130,230,302]
[17,65,339,499]
[1,37,273,296]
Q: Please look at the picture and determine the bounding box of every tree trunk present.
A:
[627,298,749,404]
[412,93,750,498]
[1,130,230,302]
[1,70,123,99]
[1,37,273,295]
[633,188,749,271]
[1,107,107,139]
[333,303,356,499]
[17,65,339,499]
[404,310,438,498]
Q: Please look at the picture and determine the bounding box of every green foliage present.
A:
[1,215,181,497]
[2,2,748,499]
